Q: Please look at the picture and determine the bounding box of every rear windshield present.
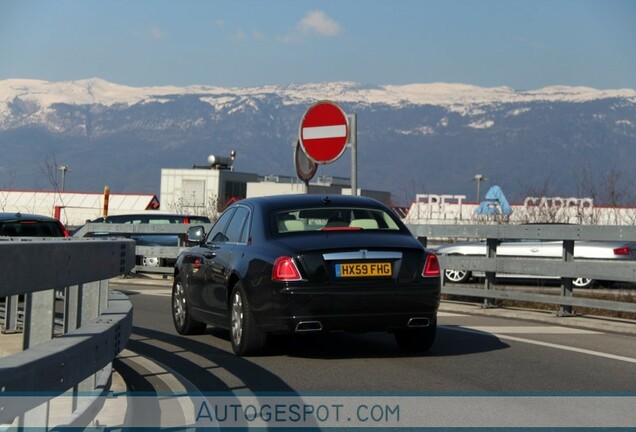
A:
[0,221,65,237]
[274,207,401,234]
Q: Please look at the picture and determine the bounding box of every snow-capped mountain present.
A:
[1,78,635,204]
[3,78,635,117]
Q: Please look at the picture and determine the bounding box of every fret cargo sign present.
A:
[524,197,594,209]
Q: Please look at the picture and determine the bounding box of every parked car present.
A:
[435,238,636,288]
[172,194,441,356]
[0,212,70,237]
[1,212,70,299]
[88,213,211,267]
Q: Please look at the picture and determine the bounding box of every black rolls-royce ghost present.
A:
[172,194,440,356]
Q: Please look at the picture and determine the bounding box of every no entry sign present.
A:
[299,101,349,164]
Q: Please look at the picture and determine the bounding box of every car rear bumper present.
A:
[254,284,440,334]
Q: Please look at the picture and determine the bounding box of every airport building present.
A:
[0,154,390,226]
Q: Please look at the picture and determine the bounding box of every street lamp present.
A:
[472,174,487,202]
[59,165,70,192]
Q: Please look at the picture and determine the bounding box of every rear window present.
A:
[188,216,212,223]
[273,207,401,234]
[0,221,65,237]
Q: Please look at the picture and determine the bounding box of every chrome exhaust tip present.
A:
[295,321,323,332]
[407,317,430,328]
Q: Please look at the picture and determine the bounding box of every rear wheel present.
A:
[172,276,206,335]
[394,322,437,353]
[573,277,594,289]
[142,256,161,267]
[230,282,267,356]
[444,269,470,283]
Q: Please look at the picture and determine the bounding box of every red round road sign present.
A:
[299,101,349,164]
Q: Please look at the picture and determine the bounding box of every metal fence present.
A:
[407,223,636,316]
[0,237,135,428]
[73,222,213,275]
[71,221,636,317]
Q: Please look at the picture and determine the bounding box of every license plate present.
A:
[335,262,392,278]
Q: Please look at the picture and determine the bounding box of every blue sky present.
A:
[1,0,635,90]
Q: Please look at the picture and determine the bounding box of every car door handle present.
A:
[203,252,216,259]
[530,248,540,253]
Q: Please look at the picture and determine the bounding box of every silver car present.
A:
[435,239,636,288]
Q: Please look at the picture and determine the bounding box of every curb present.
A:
[102,349,211,429]
[110,275,173,286]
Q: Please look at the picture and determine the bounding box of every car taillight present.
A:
[422,253,440,277]
[614,247,632,256]
[272,256,302,281]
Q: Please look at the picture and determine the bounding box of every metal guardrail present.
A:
[0,237,135,428]
[73,222,213,275]
[407,224,636,315]
[71,221,636,316]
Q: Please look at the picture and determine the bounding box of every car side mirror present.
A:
[186,226,206,245]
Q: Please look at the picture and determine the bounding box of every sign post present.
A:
[348,113,357,196]
[298,101,357,195]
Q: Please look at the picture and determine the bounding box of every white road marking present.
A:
[464,325,601,334]
[497,334,636,364]
[451,326,636,365]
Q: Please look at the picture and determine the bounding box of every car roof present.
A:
[233,194,386,212]
[0,212,59,222]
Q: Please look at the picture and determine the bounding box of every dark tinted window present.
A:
[188,216,212,223]
[0,221,64,237]
[207,208,236,243]
[225,207,250,243]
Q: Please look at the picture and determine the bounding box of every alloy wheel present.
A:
[445,269,468,283]
[573,277,593,288]
[173,280,186,328]
[231,291,244,347]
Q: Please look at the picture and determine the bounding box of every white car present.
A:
[435,239,636,288]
